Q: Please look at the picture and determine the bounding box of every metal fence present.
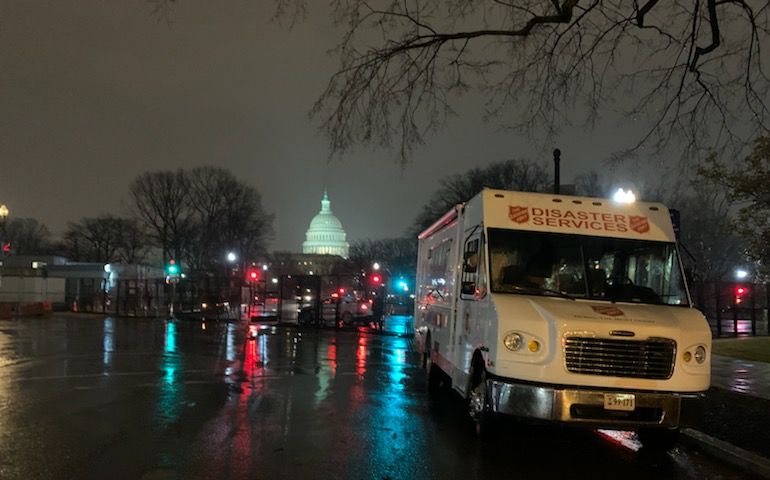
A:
[690,281,770,337]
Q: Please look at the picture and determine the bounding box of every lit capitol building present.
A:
[302,190,350,258]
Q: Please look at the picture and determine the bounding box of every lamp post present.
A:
[0,204,7,288]
[225,251,239,318]
[0,204,8,251]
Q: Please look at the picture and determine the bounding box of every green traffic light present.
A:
[166,259,180,276]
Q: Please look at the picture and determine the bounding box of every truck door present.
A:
[455,230,487,388]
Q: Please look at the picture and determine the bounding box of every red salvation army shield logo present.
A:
[629,215,650,234]
[591,306,625,316]
[509,206,529,223]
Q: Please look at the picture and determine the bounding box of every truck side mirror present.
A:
[461,281,476,296]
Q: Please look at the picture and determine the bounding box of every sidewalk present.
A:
[682,354,770,477]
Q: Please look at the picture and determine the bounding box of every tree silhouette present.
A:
[283,0,769,165]
[410,158,550,235]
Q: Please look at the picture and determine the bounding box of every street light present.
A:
[612,188,636,204]
[0,204,9,255]
[226,251,237,263]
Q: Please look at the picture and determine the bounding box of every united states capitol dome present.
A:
[302,190,349,258]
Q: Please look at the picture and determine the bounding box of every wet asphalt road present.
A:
[0,314,756,480]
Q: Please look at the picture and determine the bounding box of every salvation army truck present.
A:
[413,188,711,449]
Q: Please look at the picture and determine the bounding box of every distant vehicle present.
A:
[251,292,279,322]
[299,293,373,327]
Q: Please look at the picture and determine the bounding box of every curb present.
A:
[681,428,770,479]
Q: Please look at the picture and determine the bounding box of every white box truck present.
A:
[413,188,711,449]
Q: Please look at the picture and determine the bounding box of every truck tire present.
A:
[467,353,491,434]
[637,427,680,452]
[425,333,440,394]
[422,332,432,369]
[427,364,443,396]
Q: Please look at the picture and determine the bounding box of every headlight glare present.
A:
[695,345,707,364]
[503,333,522,351]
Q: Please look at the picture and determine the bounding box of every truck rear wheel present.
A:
[637,427,680,452]
[424,333,440,395]
[422,333,432,369]
[427,364,444,396]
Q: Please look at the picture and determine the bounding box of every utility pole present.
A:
[553,148,561,194]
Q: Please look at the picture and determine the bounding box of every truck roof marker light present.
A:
[572,200,582,204]
[592,201,602,206]
[649,206,659,211]
[552,198,563,203]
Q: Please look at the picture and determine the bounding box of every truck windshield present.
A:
[487,228,689,306]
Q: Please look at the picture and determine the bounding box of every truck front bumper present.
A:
[488,378,702,429]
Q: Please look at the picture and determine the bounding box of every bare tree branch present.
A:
[285,0,770,166]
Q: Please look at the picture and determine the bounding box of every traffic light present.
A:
[370,273,382,285]
[165,259,180,276]
[247,269,260,282]
[735,285,749,305]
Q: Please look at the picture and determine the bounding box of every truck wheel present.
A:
[637,427,680,452]
[427,364,443,397]
[425,334,440,394]
[467,355,491,434]
[422,333,432,370]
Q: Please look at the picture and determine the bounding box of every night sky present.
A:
[1,1,645,251]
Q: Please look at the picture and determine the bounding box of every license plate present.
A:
[604,393,635,411]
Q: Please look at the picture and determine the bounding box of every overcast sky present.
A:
[1,1,651,251]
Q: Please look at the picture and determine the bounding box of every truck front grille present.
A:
[564,336,676,380]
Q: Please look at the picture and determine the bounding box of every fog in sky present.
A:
[1,1,650,251]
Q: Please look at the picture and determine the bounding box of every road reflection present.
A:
[155,320,184,428]
[364,337,423,478]
[102,317,114,368]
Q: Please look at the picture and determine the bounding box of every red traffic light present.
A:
[735,285,749,304]
[248,270,259,281]
[371,274,382,284]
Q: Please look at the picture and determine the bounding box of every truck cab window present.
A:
[461,238,480,297]
[487,228,688,306]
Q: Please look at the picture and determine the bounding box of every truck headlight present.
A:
[694,345,707,364]
[503,333,522,351]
